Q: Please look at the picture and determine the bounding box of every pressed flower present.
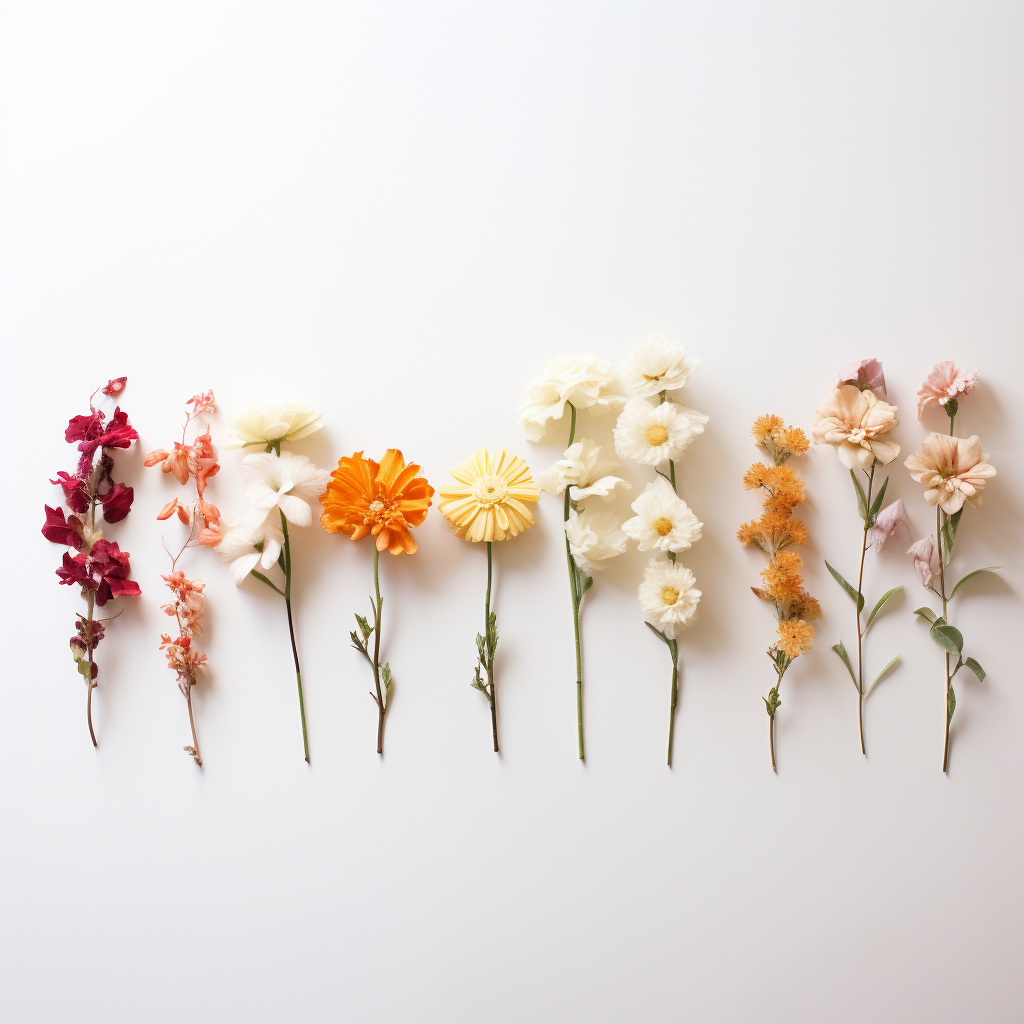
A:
[536,438,630,502]
[908,537,940,588]
[613,397,708,467]
[916,361,979,421]
[43,381,141,747]
[217,517,284,585]
[322,450,433,754]
[830,358,887,398]
[866,499,909,550]
[438,449,539,752]
[638,560,701,639]
[622,477,702,554]
[517,354,624,441]
[904,433,996,515]
[739,414,817,773]
[225,401,323,451]
[241,451,329,528]
[565,507,626,574]
[813,385,900,470]
[621,334,700,398]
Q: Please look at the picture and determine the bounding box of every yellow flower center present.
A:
[661,586,680,606]
[653,517,673,536]
[471,476,508,508]
[645,425,669,446]
[642,371,665,382]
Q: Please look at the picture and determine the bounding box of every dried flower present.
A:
[638,560,701,639]
[907,537,940,588]
[517,354,624,441]
[622,477,702,555]
[565,507,626,574]
[620,334,700,398]
[613,397,708,467]
[536,438,630,502]
[830,358,887,398]
[904,433,996,515]
[916,361,979,420]
[225,401,323,451]
[866,499,909,550]
[437,448,538,543]
[813,384,900,469]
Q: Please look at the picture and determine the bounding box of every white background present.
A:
[2,3,1022,1021]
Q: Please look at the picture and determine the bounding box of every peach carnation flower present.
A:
[916,361,979,419]
[903,433,996,515]
[813,384,900,470]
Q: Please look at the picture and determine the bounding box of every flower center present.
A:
[471,476,508,508]
[661,586,680,606]
[368,500,385,512]
[653,517,673,536]
[642,371,665,382]
[645,425,669,446]
[848,428,866,443]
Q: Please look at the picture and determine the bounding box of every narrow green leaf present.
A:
[913,607,937,623]
[831,641,858,690]
[863,586,904,634]
[645,622,673,649]
[949,566,1003,600]
[850,470,868,521]
[825,560,864,612]
[941,509,963,566]
[930,623,964,657]
[964,657,986,682]
[947,685,956,722]
[867,475,889,524]
[865,655,901,697]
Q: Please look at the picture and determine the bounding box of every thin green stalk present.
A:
[280,512,309,763]
[372,545,386,754]
[562,403,585,760]
[937,505,951,772]
[666,639,679,765]
[485,541,498,752]
[853,464,875,756]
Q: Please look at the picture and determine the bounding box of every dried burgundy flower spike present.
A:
[43,379,142,745]
[146,391,221,766]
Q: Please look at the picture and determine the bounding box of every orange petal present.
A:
[157,498,178,520]
[144,449,169,467]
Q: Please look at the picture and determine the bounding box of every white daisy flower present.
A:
[216,517,285,585]
[613,398,709,467]
[518,354,625,442]
[621,335,700,398]
[226,401,324,450]
[622,477,703,554]
[565,507,626,574]
[639,560,701,639]
[536,438,631,502]
[240,451,330,528]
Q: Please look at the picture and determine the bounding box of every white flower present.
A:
[565,507,626,574]
[537,438,631,502]
[216,517,285,585]
[622,477,702,554]
[613,397,708,467]
[226,401,324,450]
[240,451,330,528]
[639,560,701,638]
[518,354,625,442]
[621,334,700,398]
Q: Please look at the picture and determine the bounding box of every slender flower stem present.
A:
[666,639,679,766]
[371,545,386,754]
[85,590,97,747]
[280,513,309,763]
[937,505,951,773]
[484,541,498,752]
[853,464,875,756]
[562,403,585,761]
[186,684,203,766]
[769,715,777,773]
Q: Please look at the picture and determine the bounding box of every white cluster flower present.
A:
[565,508,627,574]
[517,354,624,442]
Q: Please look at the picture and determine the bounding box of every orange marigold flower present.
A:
[777,618,814,659]
[320,449,434,555]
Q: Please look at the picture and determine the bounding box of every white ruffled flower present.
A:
[565,507,626,574]
[639,560,701,638]
[621,334,700,398]
[622,477,702,554]
[518,354,625,442]
[226,401,324,450]
[216,517,285,585]
[537,438,630,502]
[241,451,330,528]
[613,397,709,467]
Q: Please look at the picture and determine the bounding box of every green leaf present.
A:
[865,655,901,697]
[867,475,889,525]
[831,641,858,690]
[581,574,594,595]
[354,613,372,641]
[947,685,956,722]
[825,560,864,612]
[949,566,1003,600]
[941,509,963,566]
[850,470,868,521]
[930,623,964,657]
[764,686,781,717]
[863,586,903,634]
[964,657,986,682]
[914,607,938,623]
[645,622,673,649]
[380,663,392,709]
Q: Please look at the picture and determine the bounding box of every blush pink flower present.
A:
[908,537,940,588]
[831,358,886,398]
[916,361,979,419]
[866,499,909,550]
[903,433,996,515]
[813,385,900,470]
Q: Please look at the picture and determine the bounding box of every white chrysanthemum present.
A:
[621,335,700,398]
[240,451,330,527]
[536,438,631,502]
[225,401,324,450]
[622,477,702,554]
[565,507,626,574]
[613,398,709,466]
[518,354,625,442]
[639,560,701,639]
[216,517,285,585]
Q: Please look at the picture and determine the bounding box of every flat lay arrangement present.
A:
[42,345,1000,774]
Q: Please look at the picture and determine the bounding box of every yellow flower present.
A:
[437,448,539,542]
